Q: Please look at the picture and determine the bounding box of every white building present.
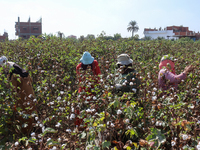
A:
[143,29,178,40]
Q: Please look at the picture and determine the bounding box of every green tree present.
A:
[113,33,121,40]
[127,20,139,37]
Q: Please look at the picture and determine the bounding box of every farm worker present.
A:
[0,56,36,134]
[115,54,140,97]
[75,51,101,128]
[158,54,193,91]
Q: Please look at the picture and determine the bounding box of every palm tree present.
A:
[127,20,139,37]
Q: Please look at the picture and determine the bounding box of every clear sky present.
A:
[1,0,200,40]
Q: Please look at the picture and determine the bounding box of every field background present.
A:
[0,36,200,149]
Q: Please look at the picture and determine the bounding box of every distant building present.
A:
[144,26,200,40]
[0,31,8,41]
[15,17,42,39]
[67,35,77,39]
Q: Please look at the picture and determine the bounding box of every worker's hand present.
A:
[183,65,193,74]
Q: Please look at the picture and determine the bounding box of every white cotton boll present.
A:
[51,146,57,150]
[44,87,47,91]
[70,114,75,120]
[50,102,54,105]
[153,87,157,91]
[55,122,61,128]
[197,144,200,149]
[42,126,45,133]
[35,117,38,121]
[71,107,74,112]
[132,78,135,81]
[132,88,137,93]
[152,91,156,96]
[86,109,91,113]
[93,96,97,100]
[58,137,61,142]
[28,94,33,98]
[38,134,41,138]
[124,80,128,83]
[91,109,95,112]
[47,138,51,141]
[122,82,126,86]
[33,99,37,102]
[84,100,89,104]
[117,109,122,115]
[27,102,30,105]
[110,123,115,127]
[60,91,64,95]
[66,129,71,133]
[105,85,108,89]
[31,132,35,137]
[100,79,103,82]
[52,84,55,87]
[182,134,188,140]
[39,124,43,127]
[125,119,130,123]
[152,96,157,101]
[107,121,110,125]
[57,96,61,100]
[171,141,176,147]
[28,148,32,150]
[129,82,133,86]
[15,141,19,146]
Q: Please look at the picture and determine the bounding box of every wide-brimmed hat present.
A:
[116,54,133,65]
[0,56,8,66]
[160,54,174,62]
[80,51,94,65]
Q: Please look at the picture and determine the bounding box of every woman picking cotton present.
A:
[158,54,193,93]
[75,51,101,128]
[115,54,140,97]
[0,56,36,134]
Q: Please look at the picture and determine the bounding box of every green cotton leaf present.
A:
[28,137,36,143]
[41,127,57,137]
[61,144,67,149]
[46,139,59,146]
[18,137,28,142]
[94,146,100,150]
[102,141,111,148]
[114,99,120,108]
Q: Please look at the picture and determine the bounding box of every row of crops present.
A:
[0,36,200,149]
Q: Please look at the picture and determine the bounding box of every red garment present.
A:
[75,60,101,127]
[76,60,101,94]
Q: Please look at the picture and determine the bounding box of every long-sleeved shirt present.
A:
[158,68,187,90]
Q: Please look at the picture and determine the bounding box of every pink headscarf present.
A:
[159,59,175,74]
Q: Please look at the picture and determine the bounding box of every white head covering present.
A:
[0,56,8,66]
[116,54,133,65]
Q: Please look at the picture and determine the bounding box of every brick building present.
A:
[15,17,42,39]
[0,31,8,41]
[144,26,200,40]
